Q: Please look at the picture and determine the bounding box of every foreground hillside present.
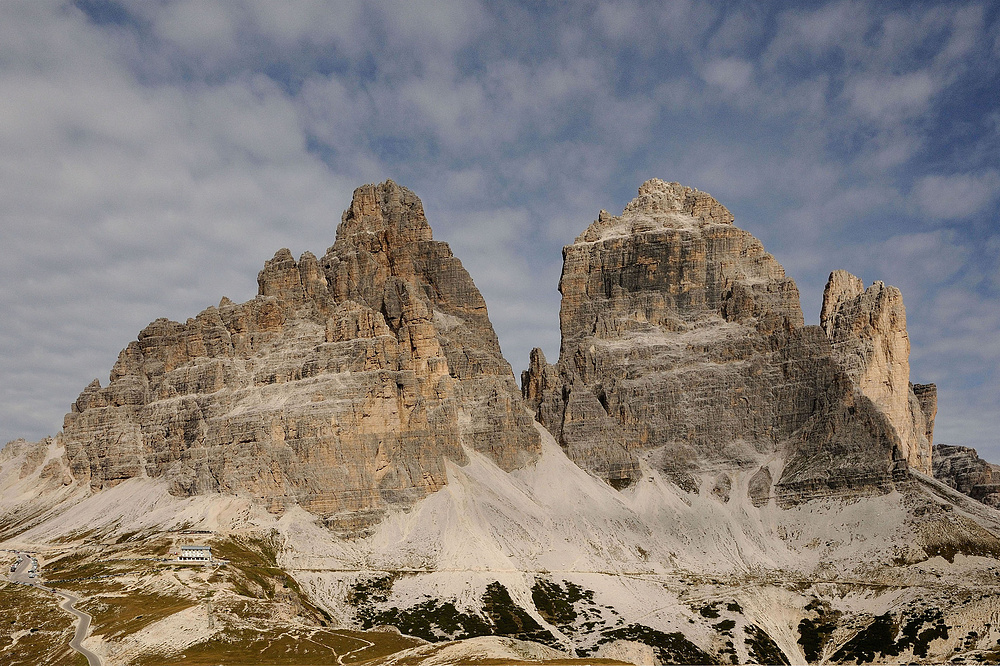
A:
[3,180,1000,665]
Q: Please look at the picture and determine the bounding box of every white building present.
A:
[178,545,212,562]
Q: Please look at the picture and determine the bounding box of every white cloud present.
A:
[913,170,1000,219]
[702,58,753,93]
[845,71,936,122]
[764,2,870,68]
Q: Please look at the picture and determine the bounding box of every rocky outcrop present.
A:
[820,270,934,474]
[523,179,908,504]
[912,383,937,446]
[61,180,539,533]
[933,444,1000,508]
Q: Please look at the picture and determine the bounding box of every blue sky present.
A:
[2,1,999,461]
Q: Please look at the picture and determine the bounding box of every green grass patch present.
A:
[0,582,77,665]
[136,627,422,665]
[81,593,195,638]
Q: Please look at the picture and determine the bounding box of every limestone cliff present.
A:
[820,270,934,474]
[524,179,908,504]
[933,444,1000,508]
[61,180,539,534]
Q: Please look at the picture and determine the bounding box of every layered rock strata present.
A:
[820,270,934,474]
[61,180,539,532]
[933,444,1000,508]
[523,179,908,504]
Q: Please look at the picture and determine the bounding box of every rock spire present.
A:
[61,180,539,534]
[820,269,934,474]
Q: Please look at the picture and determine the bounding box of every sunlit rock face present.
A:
[820,269,934,475]
[61,180,539,534]
[524,178,909,505]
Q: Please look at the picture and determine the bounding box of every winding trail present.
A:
[8,555,101,666]
[53,587,101,666]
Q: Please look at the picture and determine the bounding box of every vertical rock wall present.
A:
[61,181,539,534]
[820,270,934,474]
[524,179,909,504]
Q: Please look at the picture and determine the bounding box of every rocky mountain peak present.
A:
[933,443,1000,508]
[528,178,908,500]
[334,180,432,255]
[577,179,734,243]
[57,180,539,534]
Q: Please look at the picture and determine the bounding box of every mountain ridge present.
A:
[3,178,1000,665]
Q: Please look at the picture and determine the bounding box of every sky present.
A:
[1,1,999,461]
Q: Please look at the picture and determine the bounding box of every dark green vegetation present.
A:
[598,623,718,665]
[362,596,492,641]
[483,582,559,645]
[531,578,722,663]
[351,573,491,640]
[531,577,616,642]
[714,619,736,632]
[744,623,790,665]
[713,617,738,665]
[698,602,721,618]
[831,613,898,664]
[0,581,78,665]
[797,599,842,663]
[351,576,726,664]
[831,607,950,664]
[351,576,559,646]
[895,608,949,659]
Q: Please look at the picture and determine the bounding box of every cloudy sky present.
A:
[2,1,999,461]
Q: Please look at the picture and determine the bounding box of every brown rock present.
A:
[933,444,1000,508]
[912,383,937,446]
[61,180,539,533]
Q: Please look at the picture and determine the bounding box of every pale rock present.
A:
[594,639,659,665]
[820,270,934,474]
[524,179,908,504]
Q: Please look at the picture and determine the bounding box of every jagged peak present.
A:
[333,179,431,253]
[576,178,734,243]
[821,270,905,340]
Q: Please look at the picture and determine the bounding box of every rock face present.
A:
[912,382,938,446]
[523,179,908,504]
[61,181,539,533]
[820,270,934,474]
[933,444,1000,508]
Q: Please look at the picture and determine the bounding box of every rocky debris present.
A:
[933,444,1000,508]
[60,180,539,533]
[524,179,908,504]
[820,270,934,474]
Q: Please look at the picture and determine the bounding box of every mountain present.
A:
[3,180,1000,665]
[59,180,539,536]
[523,178,911,505]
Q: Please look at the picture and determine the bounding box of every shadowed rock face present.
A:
[61,180,539,533]
[524,179,909,504]
[934,444,1000,509]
